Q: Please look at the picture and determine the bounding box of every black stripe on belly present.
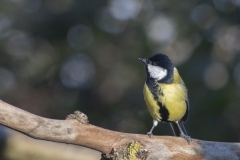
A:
[146,79,163,100]
[157,101,169,122]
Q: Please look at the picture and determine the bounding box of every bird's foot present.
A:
[147,132,153,138]
[180,133,191,144]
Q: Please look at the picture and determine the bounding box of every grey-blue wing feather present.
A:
[181,95,189,122]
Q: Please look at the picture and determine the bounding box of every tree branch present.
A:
[0,99,239,160]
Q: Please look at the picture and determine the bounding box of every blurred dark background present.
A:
[0,0,240,159]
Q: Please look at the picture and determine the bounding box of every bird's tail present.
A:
[169,121,188,136]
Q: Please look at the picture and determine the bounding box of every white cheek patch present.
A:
[147,65,167,80]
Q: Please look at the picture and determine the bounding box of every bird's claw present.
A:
[147,132,153,137]
[180,133,191,144]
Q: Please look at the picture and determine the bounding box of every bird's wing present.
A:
[181,94,189,122]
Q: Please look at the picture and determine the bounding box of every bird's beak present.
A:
[139,58,147,64]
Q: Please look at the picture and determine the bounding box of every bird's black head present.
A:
[148,54,174,70]
[139,53,174,83]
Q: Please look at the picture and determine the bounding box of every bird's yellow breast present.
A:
[159,83,187,121]
[143,83,161,121]
[143,68,187,122]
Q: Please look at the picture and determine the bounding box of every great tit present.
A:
[139,53,191,144]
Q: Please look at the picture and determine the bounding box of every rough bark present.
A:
[0,100,240,160]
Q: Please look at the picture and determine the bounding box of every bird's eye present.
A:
[148,60,153,65]
[147,59,156,66]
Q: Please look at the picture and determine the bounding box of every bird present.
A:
[139,53,191,144]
